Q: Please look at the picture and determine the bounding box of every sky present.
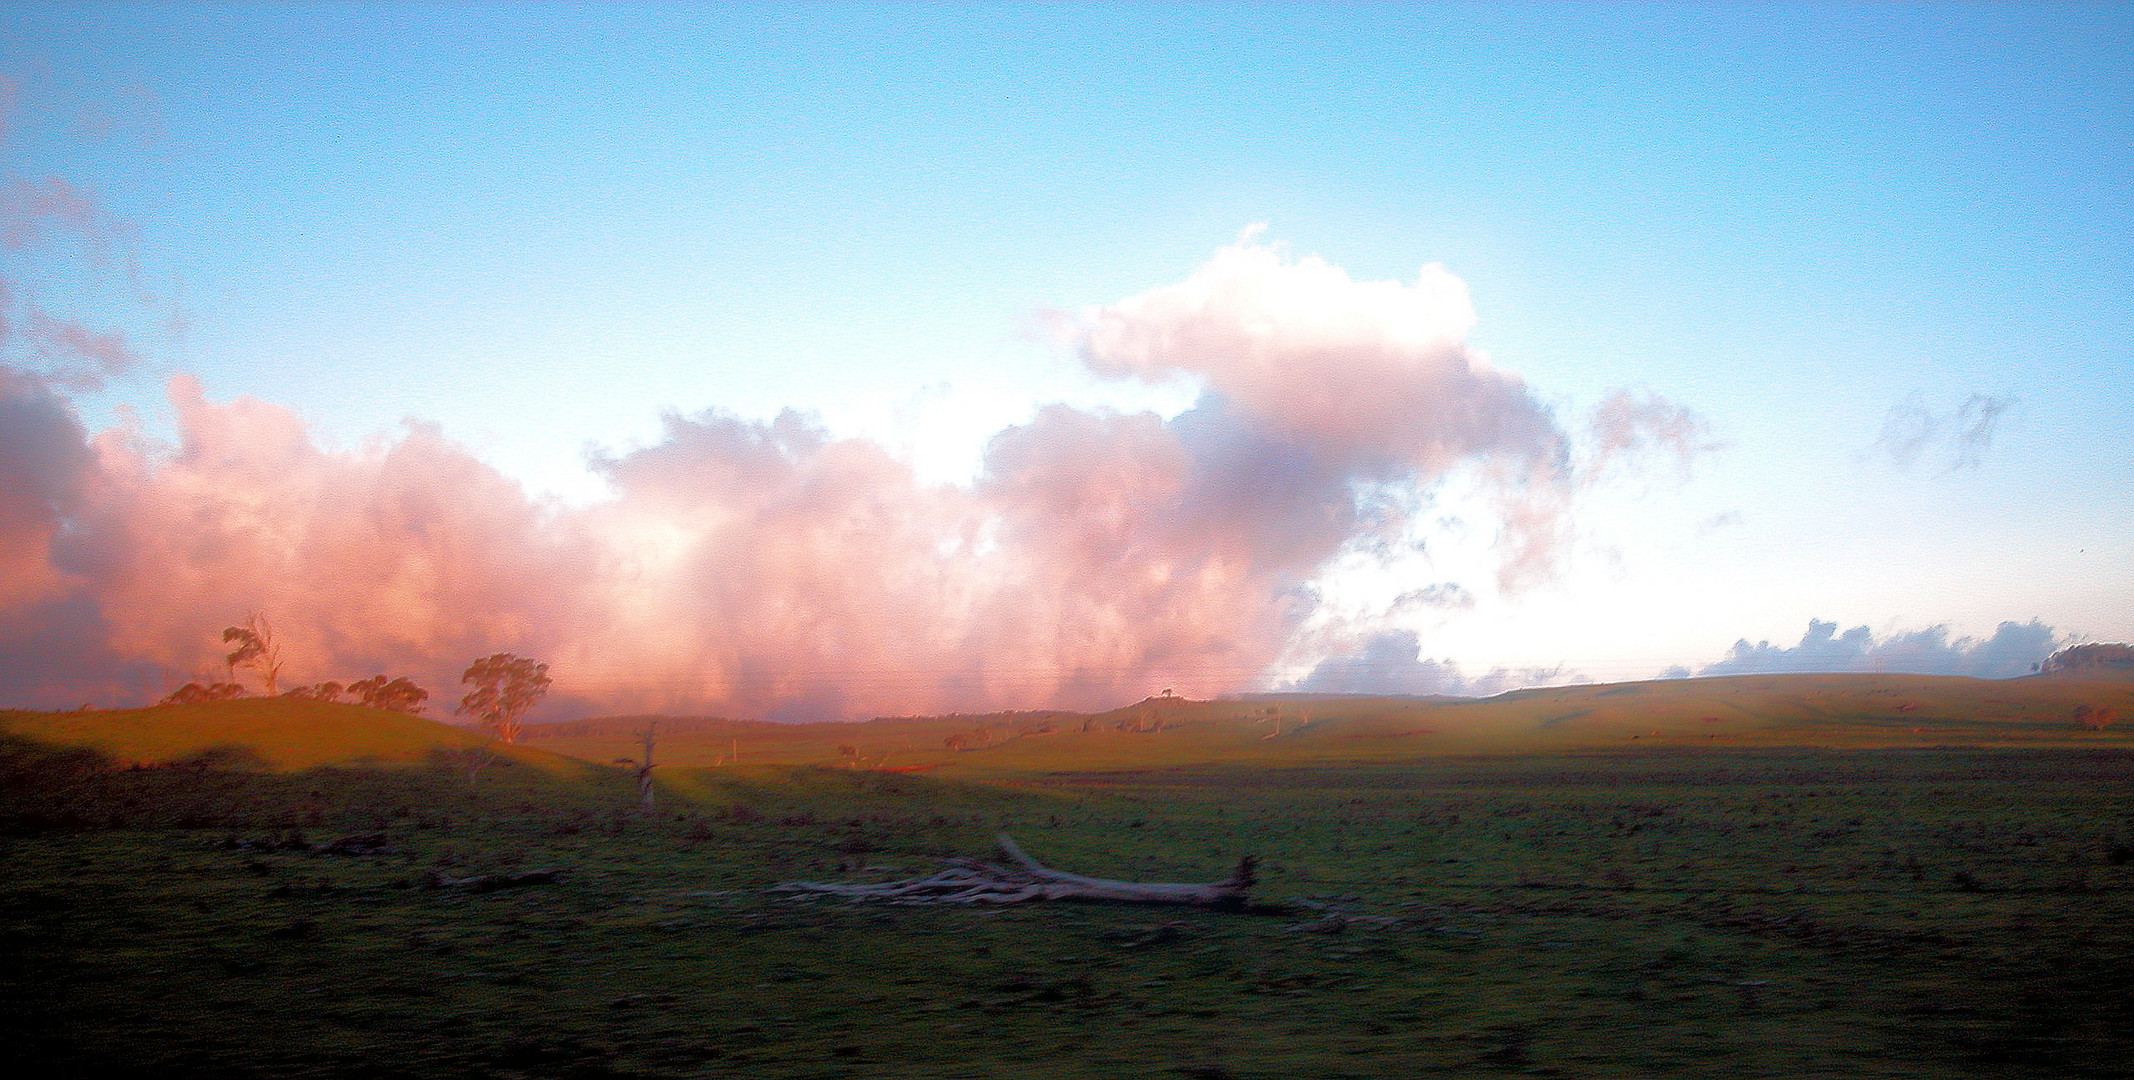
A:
[1,3,2128,718]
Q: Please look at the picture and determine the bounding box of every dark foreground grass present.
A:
[3,741,2131,1078]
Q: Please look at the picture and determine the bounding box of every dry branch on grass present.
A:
[771,833,1257,908]
[422,868,567,891]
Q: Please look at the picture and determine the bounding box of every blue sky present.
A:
[1,4,2128,710]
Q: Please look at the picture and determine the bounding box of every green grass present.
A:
[4,731,2132,1077]
[2,678,2131,1077]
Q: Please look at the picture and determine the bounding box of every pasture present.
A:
[3,680,2131,1078]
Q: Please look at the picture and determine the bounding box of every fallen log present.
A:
[771,833,1256,908]
[423,868,567,892]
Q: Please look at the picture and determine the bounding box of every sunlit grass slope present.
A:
[0,698,584,773]
[9,671,2124,780]
[527,672,2134,775]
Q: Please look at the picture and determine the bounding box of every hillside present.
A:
[6,671,2126,779]
[0,698,583,773]
[523,671,2134,774]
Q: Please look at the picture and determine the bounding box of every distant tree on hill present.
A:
[221,613,285,696]
[281,681,345,703]
[456,654,550,744]
[160,681,248,705]
[349,675,429,714]
[2043,643,2134,675]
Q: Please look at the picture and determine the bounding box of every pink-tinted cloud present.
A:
[0,90,157,392]
[69,376,594,694]
[1075,235,1583,590]
[1077,235,1559,473]
[24,308,142,389]
[0,236,1705,717]
[1582,388,1717,482]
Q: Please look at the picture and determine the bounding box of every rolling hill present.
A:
[0,698,584,773]
[5,671,2127,779]
[520,671,2134,775]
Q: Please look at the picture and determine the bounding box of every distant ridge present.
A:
[8,670,2127,777]
[1229,691,1470,704]
[522,671,2134,773]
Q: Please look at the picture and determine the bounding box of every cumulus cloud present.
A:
[1074,235,1602,590]
[0,232,1707,717]
[1691,618,2061,680]
[1077,238,1561,473]
[1290,629,1563,698]
[1872,393,2014,472]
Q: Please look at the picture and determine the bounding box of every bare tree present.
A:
[456,654,551,744]
[222,613,284,696]
[435,745,506,787]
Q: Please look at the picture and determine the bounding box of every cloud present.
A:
[1290,629,1564,698]
[0,90,159,392]
[1389,582,1474,614]
[1693,618,2061,679]
[0,366,94,608]
[1872,393,2014,472]
[1077,237,1556,474]
[0,233,1706,717]
[1582,388,1717,482]
[22,308,143,390]
[1073,235,1599,590]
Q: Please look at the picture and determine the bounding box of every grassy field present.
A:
[3,680,2132,1078]
[524,672,2134,775]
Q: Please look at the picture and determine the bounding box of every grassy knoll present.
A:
[2,681,2132,1077]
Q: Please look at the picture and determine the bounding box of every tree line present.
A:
[157,612,551,742]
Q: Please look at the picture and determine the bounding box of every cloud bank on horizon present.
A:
[1294,618,2067,700]
[1687,618,2062,681]
[1,205,1723,716]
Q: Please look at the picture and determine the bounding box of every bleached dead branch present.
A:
[771,833,1256,908]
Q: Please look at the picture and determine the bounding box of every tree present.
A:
[161,681,248,706]
[222,613,284,696]
[456,654,550,744]
[2043,643,2134,675]
[434,745,506,788]
[349,675,429,714]
[281,681,345,703]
